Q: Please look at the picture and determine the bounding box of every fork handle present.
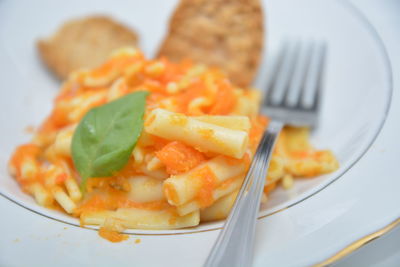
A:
[204,120,283,267]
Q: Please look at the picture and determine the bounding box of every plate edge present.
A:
[314,0,396,264]
[314,217,400,267]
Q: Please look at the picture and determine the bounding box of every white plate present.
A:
[0,0,398,266]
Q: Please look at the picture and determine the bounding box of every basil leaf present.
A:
[71,91,148,187]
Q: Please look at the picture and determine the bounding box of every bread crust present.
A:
[37,16,138,79]
[157,0,264,87]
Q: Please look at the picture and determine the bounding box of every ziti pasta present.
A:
[9,47,338,238]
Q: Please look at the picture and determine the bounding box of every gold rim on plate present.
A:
[314,217,400,266]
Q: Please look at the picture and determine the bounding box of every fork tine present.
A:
[266,41,300,106]
[312,42,327,111]
[284,41,314,107]
[300,42,327,109]
[263,40,327,127]
[264,42,288,104]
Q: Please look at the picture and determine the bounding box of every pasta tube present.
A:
[27,182,53,206]
[164,156,246,206]
[194,115,251,132]
[145,108,248,159]
[64,177,82,202]
[176,176,243,216]
[127,176,165,203]
[200,190,239,222]
[51,186,76,214]
[81,208,200,229]
[231,89,261,117]
[53,124,76,157]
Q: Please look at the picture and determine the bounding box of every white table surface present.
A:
[333,0,400,266]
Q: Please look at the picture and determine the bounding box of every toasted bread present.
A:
[157,0,264,87]
[38,16,138,79]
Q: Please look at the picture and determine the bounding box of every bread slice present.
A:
[157,0,264,87]
[37,16,138,79]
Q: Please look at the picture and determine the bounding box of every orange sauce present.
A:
[151,136,170,150]
[156,141,205,175]
[9,144,40,170]
[9,144,41,186]
[249,116,269,151]
[75,189,170,216]
[193,166,217,208]
[55,173,68,184]
[264,182,277,195]
[208,80,236,115]
[89,55,139,79]
[98,227,129,243]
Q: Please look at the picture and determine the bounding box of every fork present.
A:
[204,41,327,267]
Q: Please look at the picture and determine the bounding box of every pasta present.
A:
[126,175,165,203]
[145,108,249,159]
[176,175,244,216]
[194,115,251,132]
[201,190,239,222]
[164,155,247,206]
[81,209,200,230]
[8,48,339,239]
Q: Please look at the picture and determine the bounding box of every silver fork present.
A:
[204,41,327,267]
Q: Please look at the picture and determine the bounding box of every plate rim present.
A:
[315,217,400,266]
[313,0,396,264]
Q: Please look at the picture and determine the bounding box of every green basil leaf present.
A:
[71,91,149,187]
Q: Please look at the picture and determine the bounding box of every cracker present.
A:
[157,0,264,87]
[38,16,138,79]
